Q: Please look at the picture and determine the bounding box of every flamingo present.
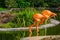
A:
[29,10,56,37]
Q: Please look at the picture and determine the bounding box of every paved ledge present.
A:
[20,35,60,40]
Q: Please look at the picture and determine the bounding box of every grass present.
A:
[0,8,7,11]
[0,8,43,28]
[47,24,60,35]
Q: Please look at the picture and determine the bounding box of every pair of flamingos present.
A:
[29,10,56,37]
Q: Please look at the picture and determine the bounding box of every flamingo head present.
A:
[41,10,57,19]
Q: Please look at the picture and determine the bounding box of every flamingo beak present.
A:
[53,14,57,19]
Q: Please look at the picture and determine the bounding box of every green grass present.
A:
[0,8,7,11]
[47,24,60,35]
[0,8,42,28]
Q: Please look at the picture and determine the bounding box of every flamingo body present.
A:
[32,14,44,21]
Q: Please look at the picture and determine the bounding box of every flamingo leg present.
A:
[36,19,44,36]
[29,21,36,37]
[45,18,49,23]
[29,25,32,37]
[35,18,44,36]
[36,26,39,36]
[36,22,39,36]
[44,18,49,36]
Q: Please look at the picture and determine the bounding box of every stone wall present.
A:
[0,12,15,24]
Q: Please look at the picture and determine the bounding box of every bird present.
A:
[29,10,56,37]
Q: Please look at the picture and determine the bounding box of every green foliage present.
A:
[12,8,40,27]
[47,0,60,7]
[5,0,17,8]
[0,22,16,28]
[47,24,60,35]
[0,8,6,11]
[5,0,30,8]
[0,0,60,8]
[0,8,40,28]
[16,0,30,8]
[0,0,5,7]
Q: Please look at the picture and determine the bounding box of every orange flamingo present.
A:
[29,10,56,37]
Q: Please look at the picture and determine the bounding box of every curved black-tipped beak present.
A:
[54,14,57,19]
